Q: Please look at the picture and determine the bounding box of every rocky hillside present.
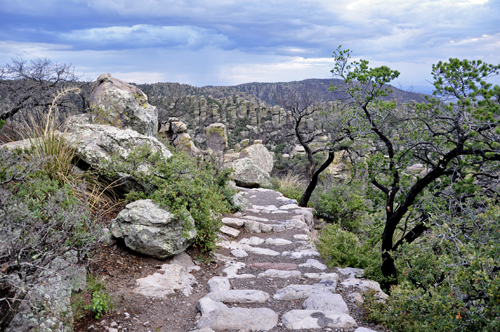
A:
[137,79,428,153]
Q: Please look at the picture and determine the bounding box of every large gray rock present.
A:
[239,143,274,174]
[110,199,196,259]
[6,254,86,332]
[64,118,172,193]
[230,158,271,188]
[206,123,228,153]
[90,73,158,136]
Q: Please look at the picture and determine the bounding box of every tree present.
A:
[331,46,500,289]
[275,88,355,207]
[0,58,88,126]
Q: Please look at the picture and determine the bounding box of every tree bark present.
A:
[299,150,335,207]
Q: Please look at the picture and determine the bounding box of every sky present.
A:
[1,0,499,94]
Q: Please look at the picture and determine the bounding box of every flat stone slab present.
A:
[247,247,280,256]
[337,267,364,278]
[281,310,357,329]
[279,204,299,209]
[135,264,196,297]
[220,225,240,237]
[207,277,231,293]
[274,284,329,301]
[240,237,265,245]
[243,215,269,222]
[265,238,292,245]
[222,217,245,228]
[197,298,278,331]
[355,327,378,332]
[258,269,301,279]
[231,249,248,258]
[206,290,270,303]
[282,249,320,259]
[303,293,349,313]
[299,259,327,270]
[340,278,388,299]
[247,263,298,270]
[304,272,339,281]
[293,234,309,240]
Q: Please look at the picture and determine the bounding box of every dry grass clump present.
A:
[20,87,119,216]
[271,172,306,202]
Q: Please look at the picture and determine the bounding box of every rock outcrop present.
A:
[64,115,172,193]
[230,157,271,188]
[110,199,197,259]
[90,73,158,137]
[158,118,199,155]
[206,123,228,153]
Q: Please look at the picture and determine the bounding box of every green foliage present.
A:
[312,179,367,232]
[85,291,113,319]
[317,223,380,272]
[363,201,500,331]
[0,119,5,130]
[103,145,233,253]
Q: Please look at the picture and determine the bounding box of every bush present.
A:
[317,223,380,271]
[103,145,234,254]
[0,147,102,328]
[311,179,367,232]
[363,202,500,331]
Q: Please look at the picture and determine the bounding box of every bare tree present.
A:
[0,58,88,124]
[276,88,355,206]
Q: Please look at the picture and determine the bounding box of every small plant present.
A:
[85,291,113,319]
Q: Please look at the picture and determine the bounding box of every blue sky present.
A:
[1,0,499,93]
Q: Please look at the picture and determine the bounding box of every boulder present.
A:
[63,118,172,193]
[230,158,271,188]
[6,254,86,332]
[89,73,157,136]
[206,123,228,153]
[239,143,274,174]
[110,199,196,259]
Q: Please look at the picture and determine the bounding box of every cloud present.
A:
[59,25,231,50]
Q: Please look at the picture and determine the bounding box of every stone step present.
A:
[281,310,357,330]
[197,297,278,331]
[273,284,330,301]
[257,269,301,278]
[205,290,270,303]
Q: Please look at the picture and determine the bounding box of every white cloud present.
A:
[59,25,231,50]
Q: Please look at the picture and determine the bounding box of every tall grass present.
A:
[21,87,119,217]
[270,172,306,202]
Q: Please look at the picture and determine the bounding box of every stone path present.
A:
[191,188,387,332]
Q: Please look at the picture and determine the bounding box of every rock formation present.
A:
[90,73,158,137]
[158,118,199,155]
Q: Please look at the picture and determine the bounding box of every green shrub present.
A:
[103,146,234,254]
[311,179,367,232]
[363,203,500,332]
[317,223,380,271]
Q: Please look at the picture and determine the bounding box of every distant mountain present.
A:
[138,78,429,109]
[198,78,429,105]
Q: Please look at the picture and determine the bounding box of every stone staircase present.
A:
[191,188,386,332]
